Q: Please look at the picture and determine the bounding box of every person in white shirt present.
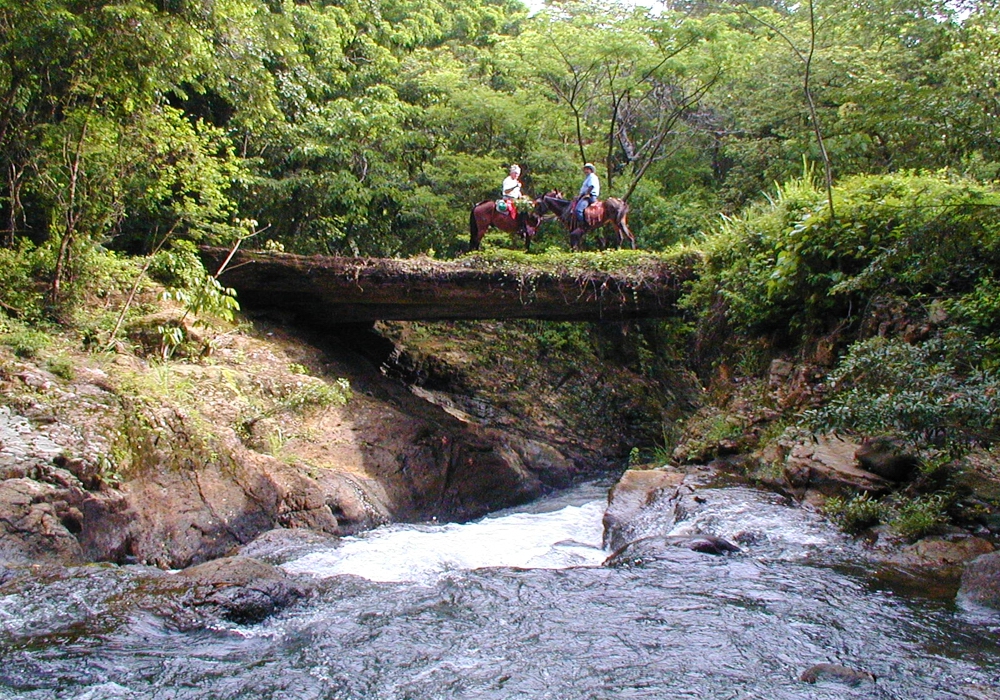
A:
[575,163,599,225]
[502,164,522,201]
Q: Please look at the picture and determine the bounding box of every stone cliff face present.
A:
[0,316,582,569]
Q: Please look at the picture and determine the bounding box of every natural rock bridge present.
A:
[200,247,698,326]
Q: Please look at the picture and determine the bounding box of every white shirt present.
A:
[502,175,522,199]
[580,172,600,198]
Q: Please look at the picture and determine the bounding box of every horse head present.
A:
[517,211,543,252]
[519,210,542,236]
[535,190,568,218]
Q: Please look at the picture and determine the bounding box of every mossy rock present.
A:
[124,311,206,358]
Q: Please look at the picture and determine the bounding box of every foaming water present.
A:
[2,481,999,700]
[281,484,846,586]
[282,487,608,583]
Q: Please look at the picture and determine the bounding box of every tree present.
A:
[510,3,721,200]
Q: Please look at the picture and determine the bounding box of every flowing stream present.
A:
[1,480,998,699]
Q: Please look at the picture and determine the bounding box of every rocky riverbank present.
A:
[0,315,573,569]
[2,306,999,612]
[0,306,691,570]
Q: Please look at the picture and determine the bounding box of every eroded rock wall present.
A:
[0,319,583,569]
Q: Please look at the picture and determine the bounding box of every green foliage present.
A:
[687,172,1000,338]
[45,355,76,380]
[276,378,352,414]
[159,270,240,326]
[0,328,50,358]
[804,332,1000,450]
[534,322,590,356]
[147,240,209,290]
[823,492,886,534]
[0,244,48,323]
[672,408,745,463]
[889,493,950,541]
[148,240,240,356]
[948,277,1000,335]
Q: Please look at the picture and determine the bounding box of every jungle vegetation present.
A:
[2,0,1000,468]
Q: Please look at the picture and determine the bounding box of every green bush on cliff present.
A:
[804,332,1000,450]
[0,327,50,358]
[949,276,1000,338]
[890,493,951,541]
[686,172,1000,339]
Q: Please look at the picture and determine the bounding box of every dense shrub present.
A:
[804,331,1000,450]
[0,243,49,323]
[686,172,1000,339]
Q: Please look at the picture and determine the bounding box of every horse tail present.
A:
[469,204,480,251]
[610,198,636,249]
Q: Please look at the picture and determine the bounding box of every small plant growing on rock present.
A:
[823,492,886,534]
[889,493,950,541]
[45,355,76,380]
[1,328,50,358]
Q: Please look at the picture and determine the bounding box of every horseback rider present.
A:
[501,164,523,218]
[575,163,599,229]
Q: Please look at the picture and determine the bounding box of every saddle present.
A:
[496,199,517,218]
[570,196,598,227]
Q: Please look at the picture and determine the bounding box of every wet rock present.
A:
[0,478,85,564]
[783,435,890,501]
[958,551,1000,610]
[602,468,686,552]
[118,447,393,569]
[176,555,308,624]
[890,536,994,569]
[604,534,740,567]
[800,663,875,686]
[855,436,920,482]
[240,528,341,565]
[506,436,576,489]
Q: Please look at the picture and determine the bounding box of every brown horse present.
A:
[535,190,635,251]
[469,200,542,252]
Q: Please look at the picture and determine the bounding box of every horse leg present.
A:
[569,227,583,251]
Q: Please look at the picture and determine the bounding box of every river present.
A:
[1,480,998,699]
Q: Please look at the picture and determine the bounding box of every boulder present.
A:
[890,536,994,569]
[176,555,308,625]
[800,663,875,686]
[768,358,795,387]
[602,468,686,552]
[855,436,920,481]
[239,528,341,565]
[783,435,890,501]
[958,550,1000,610]
[604,534,740,567]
